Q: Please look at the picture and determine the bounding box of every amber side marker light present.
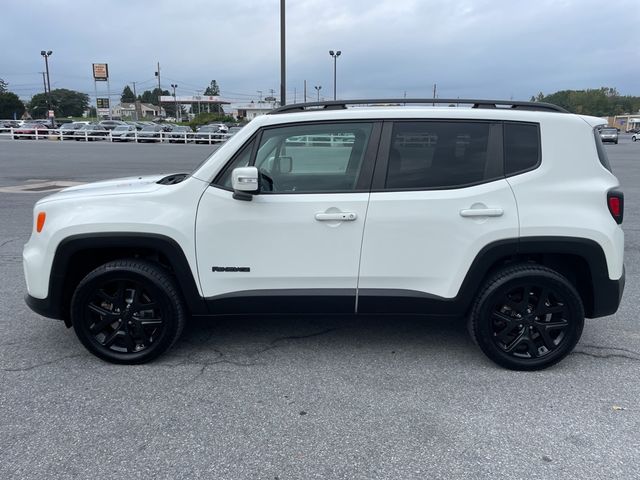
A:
[36,212,46,233]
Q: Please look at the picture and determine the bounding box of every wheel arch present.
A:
[459,236,619,318]
[47,233,206,324]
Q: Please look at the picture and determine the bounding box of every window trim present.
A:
[214,120,382,195]
[371,119,505,192]
[503,121,542,178]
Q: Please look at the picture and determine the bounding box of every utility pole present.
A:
[155,61,162,117]
[304,80,307,103]
[293,88,296,104]
[132,81,140,121]
[280,0,286,106]
[41,72,47,95]
[432,83,437,106]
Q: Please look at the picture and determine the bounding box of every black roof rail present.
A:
[268,98,568,114]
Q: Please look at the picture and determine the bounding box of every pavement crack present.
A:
[572,344,640,362]
[2,354,83,372]
[270,327,340,345]
[0,238,17,250]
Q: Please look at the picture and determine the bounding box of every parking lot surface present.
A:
[1,137,639,479]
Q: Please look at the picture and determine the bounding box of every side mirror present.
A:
[231,166,259,201]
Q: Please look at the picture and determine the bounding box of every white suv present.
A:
[23,99,625,370]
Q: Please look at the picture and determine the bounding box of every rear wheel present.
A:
[71,259,186,364]
[469,265,584,370]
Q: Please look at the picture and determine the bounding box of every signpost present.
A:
[92,63,112,120]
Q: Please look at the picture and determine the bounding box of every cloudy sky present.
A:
[1,0,638,105]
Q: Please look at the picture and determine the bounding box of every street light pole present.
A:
[171,84,178,122]
[280,0,286,106]
[40,50,53,126]
[329,50,341,100]
[314,85,322,102]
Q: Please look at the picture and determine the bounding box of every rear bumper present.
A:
[591,266,625,318]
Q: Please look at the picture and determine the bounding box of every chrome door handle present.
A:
[459,208,504,217]
[315,212,357,221]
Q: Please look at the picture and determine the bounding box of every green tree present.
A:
[121,85,136,103]
[0,91,26,118]
[533,88,640,117]
[203,80,223,113]
[0,78,8,94]
[28,88,90,118]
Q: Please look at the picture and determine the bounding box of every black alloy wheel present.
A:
[71,259,186,364]
[470,265,584,370]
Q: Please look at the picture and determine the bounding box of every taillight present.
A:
[607,191,624,224]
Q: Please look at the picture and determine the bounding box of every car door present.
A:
[196,121,381,314]
[357,120,519,313]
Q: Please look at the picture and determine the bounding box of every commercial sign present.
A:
[92,63,109,81]
[96,98,110,109]
[48,110,55,118]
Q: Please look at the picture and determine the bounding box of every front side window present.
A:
[385,121,495,189]
[254,122,373,193]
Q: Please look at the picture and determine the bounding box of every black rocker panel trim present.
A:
[205,289,356,315]
[38,233,207,321]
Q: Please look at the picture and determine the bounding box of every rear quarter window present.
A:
[593,129,612,172]
[504,123,541,176]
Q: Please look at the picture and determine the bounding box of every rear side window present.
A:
[504,123,540,176]
[385,121,497,189]
[593,129,612,172]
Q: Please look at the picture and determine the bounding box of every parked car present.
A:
[632,132,640,142]
[137,124,164,142]
[13,122,49,140]
[168,125,193,143]
[111,124,137,142]
[23,98,625,370]
[227,126,244,137]
[599,127,618,144]
[74,124,109,141]
[58,122,86,139]
[99,120,127,131]
[194,125,225,144]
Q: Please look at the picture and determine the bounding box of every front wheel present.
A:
[71,259,186,364]
[469,265,584,370]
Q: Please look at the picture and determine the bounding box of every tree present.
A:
[203,80,223,113]
[28,88,90,118]
[0,91,25,118]
[0,78,8,94]
[121,85,136,103]
[533,88,640,117]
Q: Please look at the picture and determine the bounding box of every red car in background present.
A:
[13,122,50,140]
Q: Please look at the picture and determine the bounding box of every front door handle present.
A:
[315,212,357,221]
[459,208,504,217]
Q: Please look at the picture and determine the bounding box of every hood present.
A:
[36,174,168,204]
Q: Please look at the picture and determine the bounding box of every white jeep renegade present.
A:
[23,99,625,370]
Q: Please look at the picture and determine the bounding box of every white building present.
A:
[232,102,276,121]
[112,102,165,119]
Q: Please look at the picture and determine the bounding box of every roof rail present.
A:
[268,98,568,114]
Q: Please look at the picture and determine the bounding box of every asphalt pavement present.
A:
[1,136,639,479]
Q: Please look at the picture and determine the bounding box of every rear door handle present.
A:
[459,208,504,217]
[315,212,357,221]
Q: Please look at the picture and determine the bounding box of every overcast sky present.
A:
[1,0,638,105]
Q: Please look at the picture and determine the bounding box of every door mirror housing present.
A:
[231,166,259,201]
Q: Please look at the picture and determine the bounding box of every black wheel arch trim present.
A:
[28,232,207,322]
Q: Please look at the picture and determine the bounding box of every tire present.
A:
[71,259,186,364]
[633,137,637,142]
[469,264,584,371]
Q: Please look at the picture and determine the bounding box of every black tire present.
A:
[469,264,584,371]
[71,259,186,364]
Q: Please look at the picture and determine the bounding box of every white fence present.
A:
[0,127,232,144]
